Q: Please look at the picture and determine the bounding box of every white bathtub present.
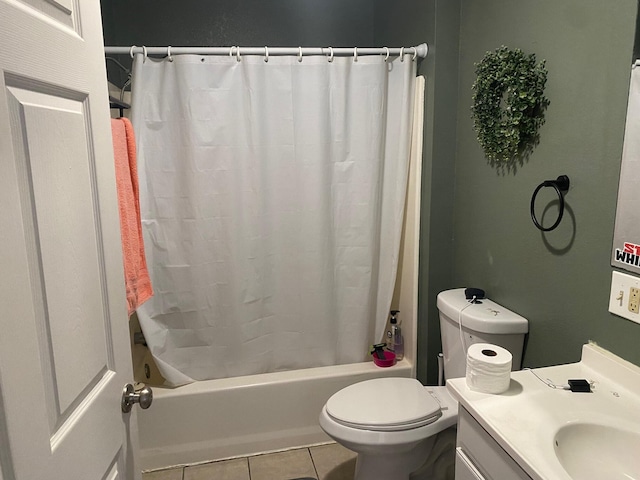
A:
[138,359,414,470]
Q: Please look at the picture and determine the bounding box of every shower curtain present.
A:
[130,53,417,385]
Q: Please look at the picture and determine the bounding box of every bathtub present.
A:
[138,359,413,471]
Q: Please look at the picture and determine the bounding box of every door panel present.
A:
[7,86,113,424]
[18,0,77,31]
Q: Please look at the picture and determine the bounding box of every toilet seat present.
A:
[325,378,442,432]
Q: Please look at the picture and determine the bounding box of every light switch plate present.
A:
[609,271,640,324]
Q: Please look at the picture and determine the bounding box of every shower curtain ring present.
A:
[129,45,137,59]
[264,46,269,62]
[384,47,390,62]
[167,46,174,62]
[142,46,148,63]
[236,46,241,62]
[353,47,358,62]
[298,46,303,62]
[327,46,334,63]
[400,47,405,62]
[229,46,235,57]
[411,47,418,61]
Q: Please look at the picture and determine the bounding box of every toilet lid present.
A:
[325,378,442,431]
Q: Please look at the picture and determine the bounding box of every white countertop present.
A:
[447,344,640,480]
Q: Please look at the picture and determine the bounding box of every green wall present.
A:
[454,0,640,370]
[375,0,640,382]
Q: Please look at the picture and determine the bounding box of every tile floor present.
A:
[142,443,357,480]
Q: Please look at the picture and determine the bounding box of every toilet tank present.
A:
[437,288,528,381]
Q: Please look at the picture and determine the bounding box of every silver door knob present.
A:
[121,383,153,413]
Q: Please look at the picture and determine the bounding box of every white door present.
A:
[0,0,140,478]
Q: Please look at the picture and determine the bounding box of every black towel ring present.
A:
[530,175,570,232]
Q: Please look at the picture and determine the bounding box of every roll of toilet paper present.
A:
[466,343,512,394]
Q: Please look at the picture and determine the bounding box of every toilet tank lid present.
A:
[437,288,529,334]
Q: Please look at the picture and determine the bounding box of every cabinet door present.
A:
[457,407,532,480]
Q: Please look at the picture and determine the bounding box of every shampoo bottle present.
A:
[386,310,398,351]
[390,311,404,361]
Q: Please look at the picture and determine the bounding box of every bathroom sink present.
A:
[447,344,640,480]
[553,422,640,479]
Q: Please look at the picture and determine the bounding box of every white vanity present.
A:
[447,344,640,480]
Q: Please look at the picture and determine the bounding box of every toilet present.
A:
[319,288,529,480]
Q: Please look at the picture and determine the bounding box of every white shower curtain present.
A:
[131,53,417,385]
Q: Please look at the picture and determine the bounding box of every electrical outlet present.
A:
[609,271,640,324]
[630,287,640,313]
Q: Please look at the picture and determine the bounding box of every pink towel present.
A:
[111,117,153,315]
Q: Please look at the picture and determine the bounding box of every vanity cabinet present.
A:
[455,407,532,480]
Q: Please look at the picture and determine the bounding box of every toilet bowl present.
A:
[319,377,457,480]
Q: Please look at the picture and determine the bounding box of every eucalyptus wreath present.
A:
[471,46,549,169]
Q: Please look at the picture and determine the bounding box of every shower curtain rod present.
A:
[104,43,428,59]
